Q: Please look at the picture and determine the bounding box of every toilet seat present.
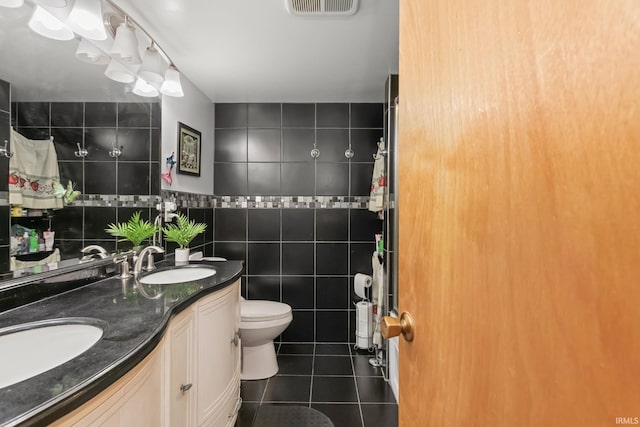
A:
[241,300,291,323]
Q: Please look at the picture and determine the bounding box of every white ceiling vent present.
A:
[286,0,359,16]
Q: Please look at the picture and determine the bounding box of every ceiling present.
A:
[0,0,399,103]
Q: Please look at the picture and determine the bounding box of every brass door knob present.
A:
[381,312,415,342]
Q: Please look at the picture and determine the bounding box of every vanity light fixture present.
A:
[110,16,141,65]
[160,65,184,97]
[33,0,67,7]
[66,0,107,40]
[28,4,74,40]
[138,43,166,84]
[0,0,24,7]
[10,0,185,98]
[104,58,137,83]
[75,38,110,64]
[132,77,159,97]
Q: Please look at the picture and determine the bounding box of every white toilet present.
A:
[240,297,292,380]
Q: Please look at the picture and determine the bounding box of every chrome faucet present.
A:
[113,254,132,279]
[81,245,108,260]
[134,246,164,278]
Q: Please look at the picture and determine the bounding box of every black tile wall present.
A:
[248,129,281,162]
[281,163,315,195]
[214,163,247,195]
[316,163,349,196]
[51,102,83,127]
[317,128,349,162]
[0,112,9,192]
[282,128,314,162]
[17,102,49,127]
[316,209,348,241]
[52,128,83,160]
[215,209,247,241]
[5,101,161,267]
[247,163,280,195]
[215,103,248,128]
[317,103,349,128]
[248,209,280,241]
[282,243,314,275]
[0,80,9,113]
[0,207,9,246]
[248,103,281,128]
[282,103,315,127]
[85,102,117,127]
[282,209,314,241]
[0,83,11,268]
[214,103,384,344]
[214,129,247,162]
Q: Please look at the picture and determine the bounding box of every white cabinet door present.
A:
[195,282,240,426]
[51,346,163,427]
[167,307,196,427]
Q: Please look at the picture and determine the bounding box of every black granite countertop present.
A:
[0,259,244,427]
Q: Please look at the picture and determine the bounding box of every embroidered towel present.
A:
[9,129,63,209]
[371,251,385,348]
[368,140,386,219]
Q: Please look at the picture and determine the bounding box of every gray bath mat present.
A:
[253,405,334,427]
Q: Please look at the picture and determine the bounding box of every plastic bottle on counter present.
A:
[29,230,39,253]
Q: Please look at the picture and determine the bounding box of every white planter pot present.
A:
[174,248,190,264]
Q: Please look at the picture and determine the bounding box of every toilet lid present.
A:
[241,300,291,322]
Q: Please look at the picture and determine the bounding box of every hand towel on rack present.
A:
[368,139,386,220]
[9,129,63,209]
[371,251,385,347]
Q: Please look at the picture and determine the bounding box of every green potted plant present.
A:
[162,213,207,263]
[105,211,158,251]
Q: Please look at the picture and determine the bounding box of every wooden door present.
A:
[397,0,640,426]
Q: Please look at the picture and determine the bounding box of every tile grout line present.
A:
[349,343,366,427]
[309,342,316,408]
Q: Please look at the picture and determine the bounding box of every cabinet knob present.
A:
[230,331,240,347]
[180,383,192,392]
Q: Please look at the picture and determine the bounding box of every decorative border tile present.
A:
[162,190,375,209]
[0,190,379,210]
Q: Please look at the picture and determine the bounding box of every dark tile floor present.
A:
[235,343,398,427]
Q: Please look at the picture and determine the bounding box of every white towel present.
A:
[368,140,386,219]
[371,251,385,347]
[9,129,63,209]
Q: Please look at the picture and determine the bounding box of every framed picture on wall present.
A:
[177,122,201,177]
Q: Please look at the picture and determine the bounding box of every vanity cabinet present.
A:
[167,279,241,426]
[51,279,241,427]
[166,306,196,426]
[51,344,163,427]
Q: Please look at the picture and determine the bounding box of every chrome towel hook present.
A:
[0,140,13,159]
[74,143,88,158]
[109,144,123,157]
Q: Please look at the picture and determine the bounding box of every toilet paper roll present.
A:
[355,301,373,335]
[354,273,372,299]
[356,334,372,349]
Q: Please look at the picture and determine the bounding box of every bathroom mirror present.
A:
[0,4,143,102]
[0,2,163,281]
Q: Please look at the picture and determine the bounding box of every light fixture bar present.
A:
[105,0,176,70]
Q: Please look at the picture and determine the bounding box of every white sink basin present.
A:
[139,267,216,285]
[0,323,103,389]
